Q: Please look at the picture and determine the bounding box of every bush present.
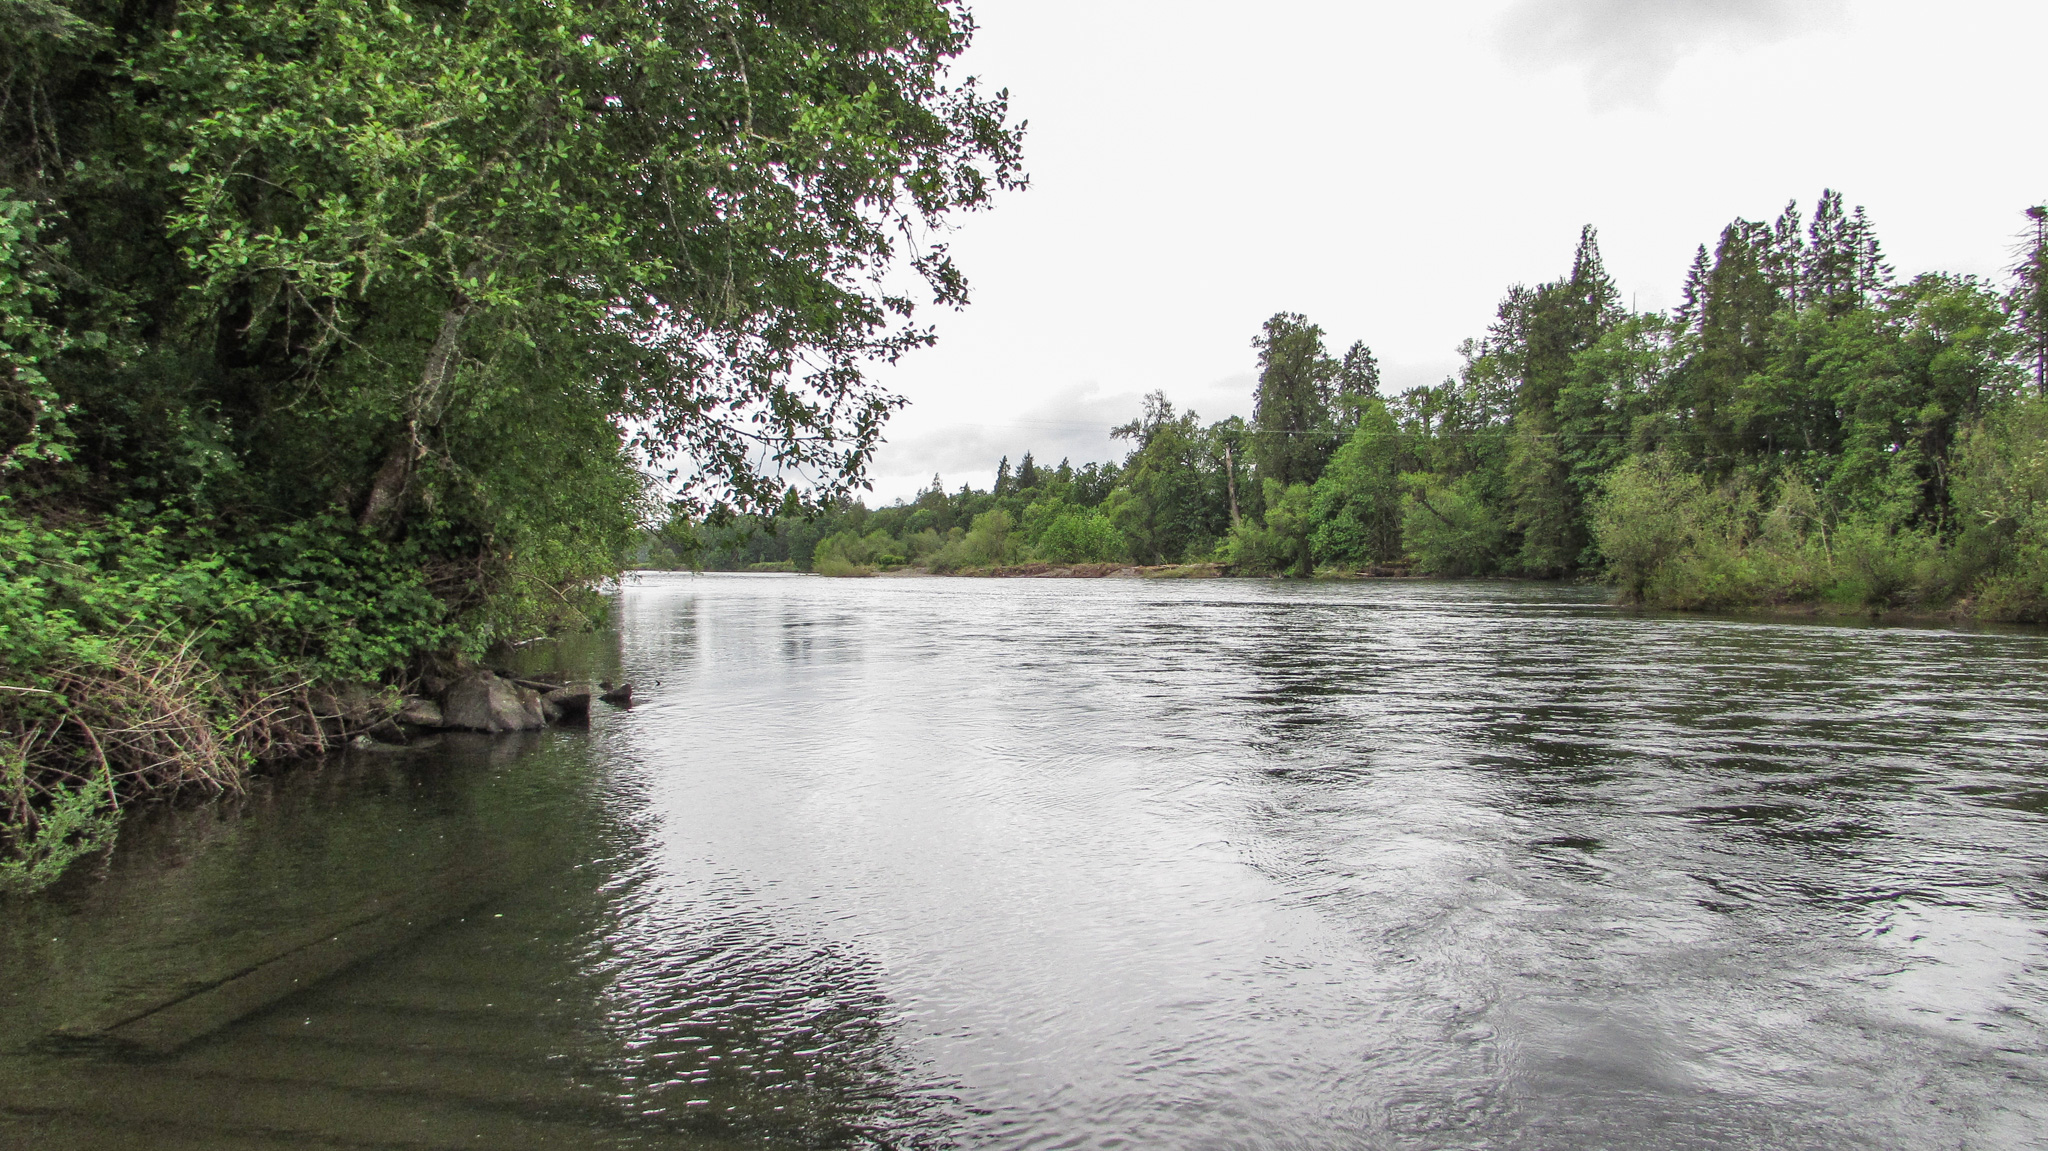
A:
[1950,398,2048,620]
[928,510,1020,572]
[810,528,904,576]
[1401,474,1506,577]
[0,503,461,891]
[1592,452,1974,613]
[1034,508,1124,563]
[1224,481,1312,575]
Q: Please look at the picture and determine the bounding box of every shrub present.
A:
[1034,508,1124,563]
[928,510,1020,571]
[1401,474,1506,577]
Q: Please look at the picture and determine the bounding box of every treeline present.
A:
[669,192,2048,618]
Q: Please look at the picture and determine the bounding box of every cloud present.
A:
[861,375,1258,504]
[1496,0,1844,109]
[862,381,1145,502]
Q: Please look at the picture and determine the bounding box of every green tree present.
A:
[1108,391,1222,562]
[6,0,1023,542]
[1507,226,1621,575]
[1250,312,1338,491]
[2017,206,2048,398]
[1309,397,1403,566]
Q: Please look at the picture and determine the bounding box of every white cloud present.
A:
[862,374,1259,504]
[1496,0,1845,109]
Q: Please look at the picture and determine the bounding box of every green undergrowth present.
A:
[0,501,474,891]
[1594,400,2048,619]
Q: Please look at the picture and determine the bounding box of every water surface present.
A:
[4,574,2045,1148]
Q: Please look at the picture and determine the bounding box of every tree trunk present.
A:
[357,286,478,533]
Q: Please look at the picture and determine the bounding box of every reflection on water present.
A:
[3,573,2047,1149]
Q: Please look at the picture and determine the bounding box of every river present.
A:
[3,573,2045,1149]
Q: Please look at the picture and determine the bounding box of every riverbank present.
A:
[0,656,615,895]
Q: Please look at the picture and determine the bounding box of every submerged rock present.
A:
[442,671,546,733]
[599,682,633,706]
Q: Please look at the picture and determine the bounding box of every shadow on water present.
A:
[4,573,2047,1149]
[0,712,961,1146]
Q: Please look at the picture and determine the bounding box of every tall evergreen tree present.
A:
[2021,206,2048,397]
[1805,190,1888,317]
[1016,451,1039,490]
[1506,226,1621,574]
[1681,219,1779,463]
[1765,200,1806,302]
[1250,312,1338,489]
[993,455,1011,496]
[1336,340,1382,425]
[1676,245,1712,332]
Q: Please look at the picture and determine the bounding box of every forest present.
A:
[669,192,2048,621]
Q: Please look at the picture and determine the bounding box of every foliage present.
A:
[813,528,904,577]
[0,0,1023,889]
[1225,480,1312,575]
[1309,398,1401,566]
[1400,473,1506,577]
[1033,507,1124,564]
[927,509,1019,571]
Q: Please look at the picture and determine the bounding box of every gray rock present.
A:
[307,682,398,722]
[516,685,547,728]
[543,684,594,724]
[397,697,445,728]
[441,672,546,733]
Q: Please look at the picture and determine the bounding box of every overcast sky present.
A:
[856,0,2046,504]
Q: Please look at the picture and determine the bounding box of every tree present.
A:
[2018,206,2048,397]
[5,0,1025,550]
[1250,312,1338,489]
[1678,218,1779,465]
[1675,245,1712,331]
[1805,189,1890,318]
[1508,225,1621,574]
[1335,341,1382,425]
[1310,398,1403,566]
[1109,391,1223,562]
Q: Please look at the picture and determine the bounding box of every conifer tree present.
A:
[1676,245,1712,331]
[1765,200,1806,302]
[1681,219,1779,463]
[1804,190,1887,316]
[1338,341,1382,414]
[1250,312,1339,489]
[993,456,1011,496]
[1017,452,1039,490]
[1506,226,1622,575]
[2020,206,2048,397]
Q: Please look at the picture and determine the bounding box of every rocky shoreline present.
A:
[313,670,633,748]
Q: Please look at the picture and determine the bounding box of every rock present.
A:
[543,684,593,724]
[397,697,445,728]
[441,671,546,733]
[515,685,547,728]
[599,682,633,706]
[306,683,397,723]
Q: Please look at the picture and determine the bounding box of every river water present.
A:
[3,574,2046,1149]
